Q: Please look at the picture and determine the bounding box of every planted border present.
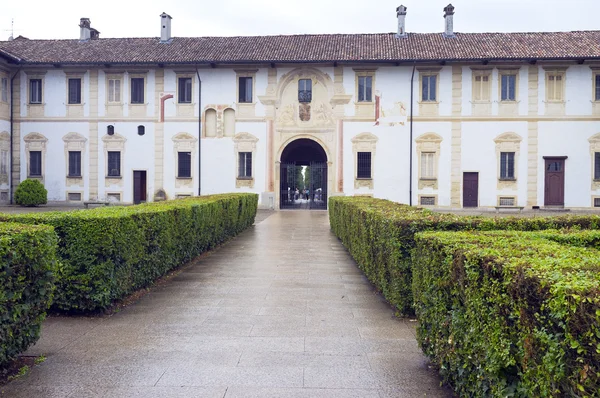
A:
[0,223,58,369]
[0,193,258,312]
[328,196,600,315]
[413,231,600,397]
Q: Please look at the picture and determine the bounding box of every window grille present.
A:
[178,152,191,178]
[499,197,516,206]
[238,152,252,178]
[357,152,372,179]
[107,151,121,177]
[68,192,82,201]
[68,151,81,177]
[29,151,42,176]
[68,78,81,104]
[238,77,253,103]
[420,196,436,206]
[501,74,516,101]
[421,75,436,101]
[178,77,192,103]
[500,152,515,179]
[29,79,42,104]
[358,76,372,102]
[298,79,312,103]
[130,78,144,104]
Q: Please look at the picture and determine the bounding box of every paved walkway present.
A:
[1,211,451,398]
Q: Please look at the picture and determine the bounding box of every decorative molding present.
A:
[352,132,378,190]
[233,132,258,189]
[494,132,522,190]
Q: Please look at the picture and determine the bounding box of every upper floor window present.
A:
[178,151,191,178]
[178,77,192,104]
[29,79,42,104]
[107,151,121,177]
[108,78,121,103]
[358,76,373,102]
[595,74,600,102]
[29,151,42,177]
[472,72,491,101]
[238,77,253,103]
[238,152,252,178]
[298,79,312,103]
[421,74,437,102]
[500,73,517,101]
[130,78,144,104]
[500,152,515,179]
[546,71,565,102]
[0,78,7,102]
[68,151,82,177]
[357,152,372,179]
[68,78,82,104]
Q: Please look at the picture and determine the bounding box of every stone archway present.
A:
[278,138,329,210]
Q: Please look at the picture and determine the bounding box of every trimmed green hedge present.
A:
[0,223,58,369]
[328,196,600,315]
[413,231,600,397]
[0,194,258,312]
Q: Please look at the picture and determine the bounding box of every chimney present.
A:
[79,18,91,41]
[443,4,455,38]
[396,5,408,38]
[90,28,100,40]
[160,12,172,43]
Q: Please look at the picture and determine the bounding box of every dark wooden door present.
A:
[133,171,147,204]
[463,172,479,208]
[544,158,565,206]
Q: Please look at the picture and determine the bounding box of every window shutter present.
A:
[500,152,507,178]
[555,74,563,100]
[365,76,372,102]
[481,75,490,100]
[246,153,252,177]
[114,80,121,102]
[507,152,514,178]
[422,77,429,101]
[238,152,245,177]
[429,76,436,101]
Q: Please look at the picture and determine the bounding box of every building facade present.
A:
[1,7,600,209]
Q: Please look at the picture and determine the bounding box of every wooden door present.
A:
[133,170,147,204]
[463,172,479,208]
[544,158,565,206]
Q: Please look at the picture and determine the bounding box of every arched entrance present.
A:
[280,138,328,210]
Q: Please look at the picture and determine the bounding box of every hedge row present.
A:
[0,223,58,369]
[328,196,600,315]
[0,194,258,312]
[413,231,600,397]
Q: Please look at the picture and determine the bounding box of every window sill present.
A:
[236,102,255,105]
[418,101,439,104]
[177,176,193,180]
[28,103,44,106]
[67,103,83,106]
[420,178,437,181]
[499,178,516,182]
[28,175,43,179]
[177,102,194,105]
[545,100,565,104]
[356,177,372,180]
[237,177,253,180]
[67,175,83,179]
[499,100,517,103]
[471,100,491,104]
[106,175,122,179]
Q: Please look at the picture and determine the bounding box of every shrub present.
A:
[14,179,48,207]
[0,193,257,312]
[0,223,58,370]
[328,196,600,315]
[412,231,600,397]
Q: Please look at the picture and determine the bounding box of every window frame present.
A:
[29,78,43,104]
[499,70,518,102]
[0,77,7,103]
[107,76,122,104]
[420,152,436,179]
[356,151,372,179]
[420,73,438,103]
[238,151,252,179]
[177,151,192,178]
[130,77,145,105]
[593,70,600,103]
[471,69,492,102]
[357,75,373,103]
[67,78,82,105]
[594,152,600,181]
[499,151,516,180]
[177,76,193,104]
[545,70,566,102]
[298,79,312,103]
[107,151,121,177]
[68,150,82,177]
[238,76,253,103]
[29,150,42,177]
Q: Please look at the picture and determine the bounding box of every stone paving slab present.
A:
[0,210,452,397]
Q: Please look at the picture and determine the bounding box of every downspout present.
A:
[195,68,202,196]
[409,62,416,206]
[9,68,20,205]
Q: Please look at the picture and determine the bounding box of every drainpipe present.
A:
[409,62,416,206]
[9,68,20,205]
[196,67,202,196]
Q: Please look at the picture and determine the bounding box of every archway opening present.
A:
[280,139,328,210]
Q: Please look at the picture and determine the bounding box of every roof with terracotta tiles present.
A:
[1,31,600,65]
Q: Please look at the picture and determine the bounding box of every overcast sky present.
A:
[1,0,598,40]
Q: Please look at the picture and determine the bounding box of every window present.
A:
[420,152,435,179]
[238,152,252,178]
[473,74,491,101]
[421,75,437,102]
[1,78,7,102]
[500,152,515,179]
[29,151,42,176]
[546,72,564,101]
[108,78,121,103]
[238,77,253,103]
[107,151,121,177]
[595,74,600,102]
[137,125,145,136]
[68,192,82,201]
[178,77,192,103]
[0,150,8,175]
[29,79,42,104]
[500,74,517,101]
[420,196,436,206]
[68,78,82,104]
[595,152,600,180]
[298,79,312,103]
[178,152,191,178]
[68,151,82,177]
[358,76,372,102]
[357,152,372,179]
[130,78,144,104]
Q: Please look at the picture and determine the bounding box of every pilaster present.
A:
[154,69,165,196]
[88,70,99,200]
[450,66,462,206]
[527,66,539,207]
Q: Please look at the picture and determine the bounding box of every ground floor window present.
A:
[107,151,121,177]
[238,152,252,178]
[357,152,372,179]
[68,151,82,177]
[29,151,42,177]
[178,152,191,178]
[500,151,515,179]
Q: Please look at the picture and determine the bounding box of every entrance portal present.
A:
[280,139,328,210]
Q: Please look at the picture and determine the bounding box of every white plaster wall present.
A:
[538,121,600,207]
[518,67,528,116]
[462,67,473,117]
[253,68,268,117]
[163,121,199,197]
[98,70,106,117]
[566,65,593,115]
[462,122,529,207]
[146,70,156,117]
[438,66,452,116]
